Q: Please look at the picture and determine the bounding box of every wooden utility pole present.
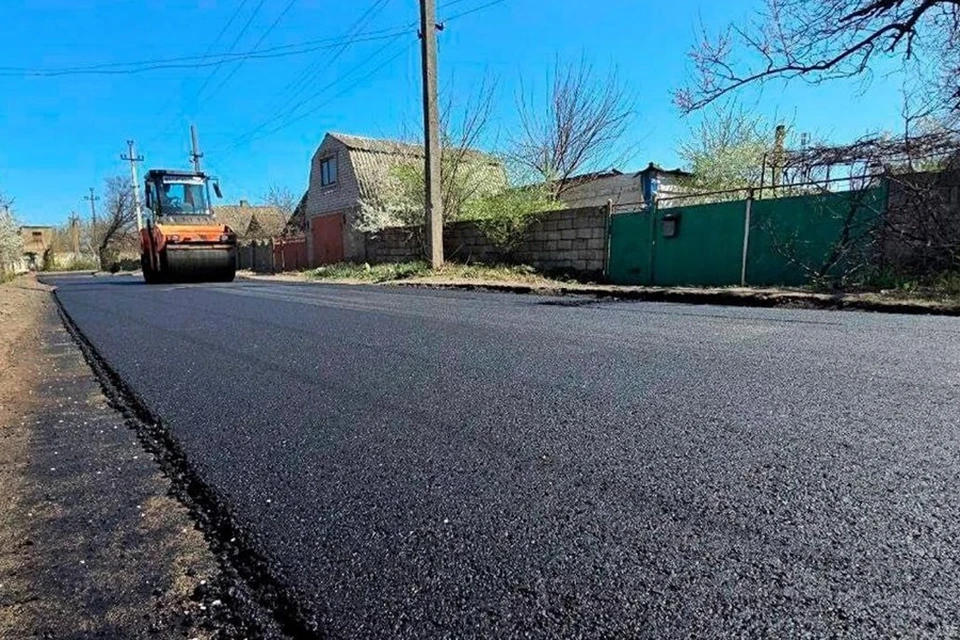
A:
[121,139,145,231]
[419,0,443,268]
[190,124,204,173]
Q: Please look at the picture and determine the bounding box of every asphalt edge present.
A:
[50,288,316,638]
[238,272,960,316]
[385,281,960,316]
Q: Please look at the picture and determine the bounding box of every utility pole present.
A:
[419,0,443,269]
[84,187,99,227]
[69,212,80,255]
[190,124,204,173]
[121,139,145,230]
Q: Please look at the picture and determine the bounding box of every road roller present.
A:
[140,169,237,283]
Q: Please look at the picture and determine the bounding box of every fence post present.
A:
[648,197,658,286]
[740,188,754,287]
[602,199,613,279]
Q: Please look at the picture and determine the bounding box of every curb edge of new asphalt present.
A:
[50,289,315,639]
[238,273,960,317]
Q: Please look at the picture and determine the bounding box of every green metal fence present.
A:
[607,184,888,287]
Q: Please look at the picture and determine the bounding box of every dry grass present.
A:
[305,261,574,286]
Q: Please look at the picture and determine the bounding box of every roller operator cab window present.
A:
[149,178,210,216]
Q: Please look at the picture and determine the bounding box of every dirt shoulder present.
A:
[0,275,283,639]
[239,269,960,316]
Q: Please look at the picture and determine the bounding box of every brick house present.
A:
[305,132,504,265]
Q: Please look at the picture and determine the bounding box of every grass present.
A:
[850,270,960,302]
[304,261,570,286]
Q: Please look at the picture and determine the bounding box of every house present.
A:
[214,200,289,242]
[558,163,693,210]
[305,132,504,265]
[19,225,54,270]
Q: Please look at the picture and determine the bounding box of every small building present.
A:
[19,225,55,270]
[305,132,504,265]
[558,163,693,210]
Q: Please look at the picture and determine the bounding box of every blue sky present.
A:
[1,0,911,226]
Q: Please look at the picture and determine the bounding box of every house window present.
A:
[320,156,338,187]
[32,231,42,239]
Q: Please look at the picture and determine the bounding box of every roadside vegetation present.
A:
[305,261,572,286]
[0,191,23,281]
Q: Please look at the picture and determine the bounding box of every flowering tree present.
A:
[0,193,23,277]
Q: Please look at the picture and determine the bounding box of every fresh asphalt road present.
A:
[51,274,960,638]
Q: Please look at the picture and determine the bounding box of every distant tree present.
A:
[265,184,298,220]
[512,56,634,196]
[93,177,137,270]
[676,0,960,118]
[678,103,772,194]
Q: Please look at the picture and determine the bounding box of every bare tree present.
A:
[676,0,960,117]
[94,176,137,270]
[513,56,635,196]
[264,183,300,233]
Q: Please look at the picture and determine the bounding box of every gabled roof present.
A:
[558,169,625,187]
[327,132,424,156]
[320,132,505,202]
[214,202,289,240]
[636,162,693,178]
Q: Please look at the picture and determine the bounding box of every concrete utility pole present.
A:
[69,212,80,255]
[419,0,444,269]
[121,139,145,231]
[84,187,99,227]
[190,124,204,173]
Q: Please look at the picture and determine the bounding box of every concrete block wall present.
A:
[512,207,607,275]
[363,206,609,277]
[882,169,960,272]
[364,227,422,263]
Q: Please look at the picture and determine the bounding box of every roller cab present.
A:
[140,169,237,283]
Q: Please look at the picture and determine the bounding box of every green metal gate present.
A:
[606,184,888,288]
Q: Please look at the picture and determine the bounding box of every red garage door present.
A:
[311,213,345,266]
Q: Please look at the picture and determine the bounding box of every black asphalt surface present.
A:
[50,275,960,638]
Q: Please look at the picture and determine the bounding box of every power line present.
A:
[258,0,395,124]
[220,40,414,154]
[142,0,252,146]
[215,0,505,155]
[200,0,297,104]
[193,0,268,100]
[0,31,411,77]
[212,0,398,152]
[441,0,506,21]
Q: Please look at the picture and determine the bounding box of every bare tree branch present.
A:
[512,56,635,195]
[94,176,137,269]
[676,0,960,116]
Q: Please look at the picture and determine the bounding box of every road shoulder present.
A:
[0,276,284,639]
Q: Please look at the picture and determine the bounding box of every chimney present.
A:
[239,199,249,207]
